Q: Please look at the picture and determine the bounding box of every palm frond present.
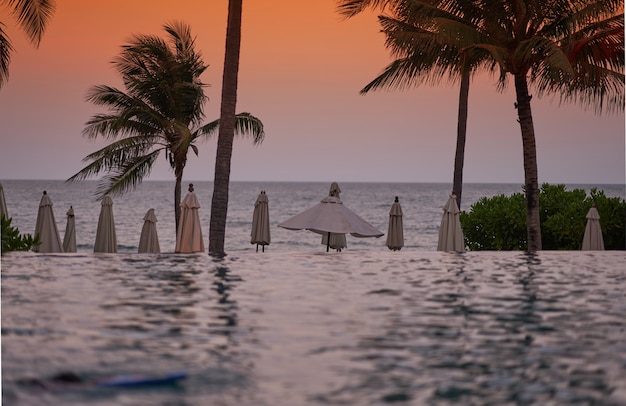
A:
[67,136,162,182]
[195,113,265,145]
[0,24,14,87]
[93,151,161,200]
[5,0,55,46]
[336,0,395,18]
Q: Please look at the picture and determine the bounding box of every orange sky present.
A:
[0,0,624,184]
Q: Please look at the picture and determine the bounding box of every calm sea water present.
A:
[2,181,626,405]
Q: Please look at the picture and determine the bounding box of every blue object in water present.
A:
[95,372,187,387]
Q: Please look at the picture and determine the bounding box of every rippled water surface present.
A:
[2,251,625,405]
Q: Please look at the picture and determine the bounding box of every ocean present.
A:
[2,180,626,405]
[2,180,624,253]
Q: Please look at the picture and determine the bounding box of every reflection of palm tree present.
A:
[209,0,244,255]
[338,0,624,251]
[1,0,55,88]
[67,21,264,232]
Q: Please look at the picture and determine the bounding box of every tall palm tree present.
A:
[339,0,624,251]
[208,0,243,256]
[67,21,264,232]
[353,7,494,208]
[1,0,55,88]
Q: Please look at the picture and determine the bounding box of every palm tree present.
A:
[67,21,264,232]
[350,7,494,208]
[339,0,624,251]
[208,0,243,256]
[1,0,55,88]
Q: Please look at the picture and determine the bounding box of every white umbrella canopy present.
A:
[33,191,63,253]
[278,191,384,252]
[582,204,604,250]
[251,190,271,252]
[138,208,160,253]
[175,184,205,253]
[386,196,404,251]
[0,182,8,219]
[94,195,117,253]
[63,206,77,253]
[321,182,347,251]
[437,193,465,253]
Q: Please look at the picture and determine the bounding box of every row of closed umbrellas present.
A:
[15,184,208,254]
[0,182,604,253]
[253,182,465,252]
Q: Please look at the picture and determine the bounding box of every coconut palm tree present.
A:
[339,0,624,251]
[67,21,264,232]
[209,0,243,256]
[354,8,494,209]
[1,0,55,88]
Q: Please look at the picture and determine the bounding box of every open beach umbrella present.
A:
[63,206,77,253]
[386,196,404,251]
[33,191,64,253]
[0,182,8,219]
[94,195,117,253]
[175,184,205,253]
[437,193,465,253]
[138,208,160,253]
[278,186,384,252]
[582,203,604,250]
[251,190,271,252]
[321,182,347,251]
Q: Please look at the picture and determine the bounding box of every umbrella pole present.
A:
[326,232,330,252]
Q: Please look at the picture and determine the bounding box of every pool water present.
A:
[2,250,625,405]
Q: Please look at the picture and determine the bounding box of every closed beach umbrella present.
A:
[437,193,465,252]
[0,182,8,219]
[582,204,604,250]
[251,190,271,252]
[63,206,77,253]
[33,191,63,253]
[321,182,347,251]
[176,184,204,253]
[386,196,404,251]
[138,208,160,253]
[94,195,117,253]
[278,186,384,252]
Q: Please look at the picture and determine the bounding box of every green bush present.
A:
[1,215,40,255]
[460,184,626,250]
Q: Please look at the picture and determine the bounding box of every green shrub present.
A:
[1,215,40,255]
[460,184,626,250]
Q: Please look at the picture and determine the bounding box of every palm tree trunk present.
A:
[453,66,470,209]
[514,74,542,252]
[174,173,182,233]
[209,0,243,256]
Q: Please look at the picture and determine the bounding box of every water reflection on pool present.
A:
[2,251,625,405]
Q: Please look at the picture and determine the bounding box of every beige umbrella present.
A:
[278,190,384,252]
[138,208,160,253]
[0,182,8,219]
[63,206,77,253]
[94,195,117,253]
[175,184,205,253]
[321,182,347,251]
[33,191,64,253]
[251,190,271,252]
[582,203,604,250]
[386,196,404,251]
[437,193,465,252]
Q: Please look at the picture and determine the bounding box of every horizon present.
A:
[1,178,624,187]
[0,1,624,185]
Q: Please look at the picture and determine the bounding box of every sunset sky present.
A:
[0,1,624,185]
